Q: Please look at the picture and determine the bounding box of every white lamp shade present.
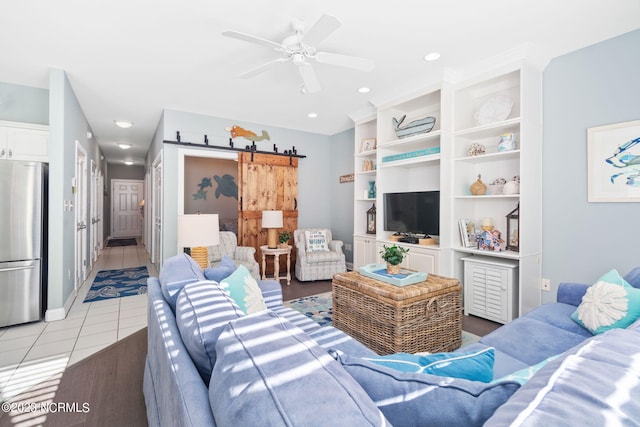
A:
[178,214,220,248]
[261,210,283,228]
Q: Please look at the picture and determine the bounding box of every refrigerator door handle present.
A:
[0,265,36,272]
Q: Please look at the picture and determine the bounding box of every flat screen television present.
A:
[384,191,440,236]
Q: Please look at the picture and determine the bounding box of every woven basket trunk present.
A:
[332,271,462,355]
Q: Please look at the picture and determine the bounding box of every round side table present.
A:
[260,245,292,286]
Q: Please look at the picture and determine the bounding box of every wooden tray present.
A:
[358,263,427,286]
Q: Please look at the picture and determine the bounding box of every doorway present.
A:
[75,142,88,290]
[111,179,144,238]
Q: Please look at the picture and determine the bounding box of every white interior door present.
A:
[90,160,97,265]
[97,170,104,252]
[111,179,144,238]
[75,143,88,289]
[152,153,163,266]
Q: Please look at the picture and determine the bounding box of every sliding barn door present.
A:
[238,152,298,275]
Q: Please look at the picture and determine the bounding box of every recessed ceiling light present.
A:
[358,87,371,93]
[118,143,132,150]
[308,113,318,118]
[114,120,133,128]
[124,161,134,165]
[423,52,441,61]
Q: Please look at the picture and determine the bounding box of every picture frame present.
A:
[361,138,377,152]
[458,219,476,248]
[587,119,640,202]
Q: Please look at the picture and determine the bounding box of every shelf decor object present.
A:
[361,138,377,152]
[474,95,513,126]
[381,146,441,163]
[498,133,517,152]
[178,213,220,269]
[368,181,376,198]
[503,175,520,195]
[470,174,487,195]
[392,115,436,139]
[262,210,283,249]
[366,203,376,235]
[506,204,520,252]
[458,219,477,248]
[358,263,427,286]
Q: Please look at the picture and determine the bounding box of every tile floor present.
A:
[0,240,156,402]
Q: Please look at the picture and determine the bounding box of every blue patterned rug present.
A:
[284,291,333,327]
[83,266,149,303]
[283,291,480,348]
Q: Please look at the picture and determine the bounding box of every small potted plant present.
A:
[379,244,409,274]
[278,231,291,248]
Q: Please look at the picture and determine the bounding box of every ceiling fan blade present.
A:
[302,14,341,46]
[315,51,375,72]
[298,63,321,93]
[239,58,290,79]
[222,30,284,50]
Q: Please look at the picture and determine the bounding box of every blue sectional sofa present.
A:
[143,254,640,426]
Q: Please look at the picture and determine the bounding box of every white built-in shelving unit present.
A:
[351,49,544,320]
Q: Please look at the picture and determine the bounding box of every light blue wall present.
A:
[48,69,103,313]
[542,29,640,301]
[159,109,334,259]
[0,81,49,124]
[329,128,355,263]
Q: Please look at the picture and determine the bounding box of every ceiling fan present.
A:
[222,14,374,94]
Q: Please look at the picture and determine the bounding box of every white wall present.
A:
[542,29,640,300]
[329,128,355,263]
[48,69,103,316]
[0,81,49,124]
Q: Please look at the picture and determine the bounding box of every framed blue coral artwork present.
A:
[588,119,640,202]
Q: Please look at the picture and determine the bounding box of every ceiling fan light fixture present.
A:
[423,52,441,61]
[114,120,133,128]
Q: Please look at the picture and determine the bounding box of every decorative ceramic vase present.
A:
[387,263,401,275]
[470,174,487,196]
[368,181,376,199]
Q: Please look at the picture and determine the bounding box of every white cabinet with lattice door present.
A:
[462,255,518,324]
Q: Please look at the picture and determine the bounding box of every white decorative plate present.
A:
[474,95,513,126]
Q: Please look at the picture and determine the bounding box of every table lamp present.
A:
[262,210,283,249]
[178,214,220,269]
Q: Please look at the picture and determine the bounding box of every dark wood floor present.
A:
[0,328,147,427]
[0,277,500,427]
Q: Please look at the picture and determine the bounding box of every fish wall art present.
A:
[225,125,270,142]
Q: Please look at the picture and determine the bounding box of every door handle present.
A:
[0,265,36,272]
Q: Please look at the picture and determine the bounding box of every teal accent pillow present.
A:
[364,347,495,383]
[204,255,236,282]
[571,269,640,335]
[494,354,561,385]
[219,265,268,314]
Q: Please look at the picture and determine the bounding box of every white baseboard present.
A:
[44,288,77,322]
[346,262,354,271]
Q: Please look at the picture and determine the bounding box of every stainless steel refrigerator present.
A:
[0,160,47,328]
